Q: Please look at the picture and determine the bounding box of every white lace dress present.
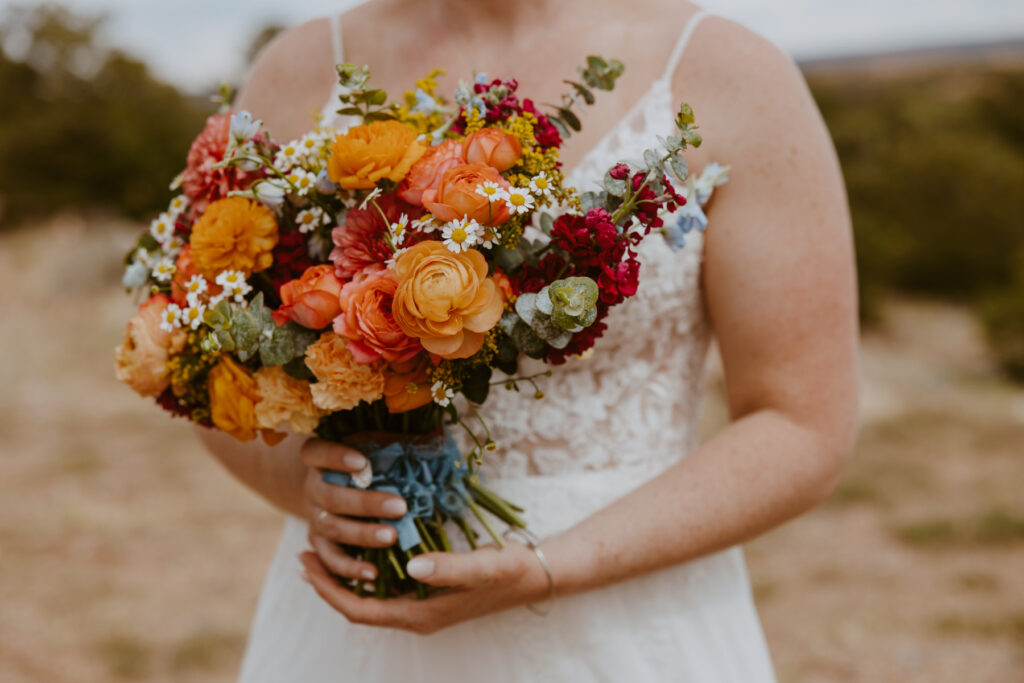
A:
[238,9,777,682]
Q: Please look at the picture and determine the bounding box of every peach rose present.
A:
[421,163,512,225]
[391,241,504,359]
[397,139,466,206]
[383,355,434,414]
[114,294,187,397]
[208,356,262,442]
[334,269,422,364]
[462,129,523,172]
[272,265,343,330]
[327,120,427,190]
[253,366,326,434]
[304,333,385,411]
[189,197,279,279]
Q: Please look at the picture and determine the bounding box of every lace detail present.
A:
[465,79,715,479]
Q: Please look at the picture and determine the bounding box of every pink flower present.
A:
[330,193,422,281]
[334,270,422,364]
[272,265,344,330]
[180,113,264,220]
[397,139,466,206]
[114,295,187,397]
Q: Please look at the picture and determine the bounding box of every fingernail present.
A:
[343,453,367,469]
[375,528,395,544]
[361,569,375,580]
[382,498,407,517]
[406,557,434,579]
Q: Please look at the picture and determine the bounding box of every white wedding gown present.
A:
[238,9,777,682]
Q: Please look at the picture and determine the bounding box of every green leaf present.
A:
[204,309,226,326]
[493,246,524,272]
[284,323,319,358]
[586,56,608,72]
[558,108,582,132]
[603,173,627,198]
[215,328,235,352]
[644,148,664,173]
[231,308,259,353]
[365,89,388,106]
[549,116,569,138]
[539,213,555,233]
[564,80,595,105]
[364,110,396,122]
[669,154,689,182]
[675,102,696,127]
[260,325,295,366]
[283,357,315,382]
[461,365,493,404]
[337,106,363,116]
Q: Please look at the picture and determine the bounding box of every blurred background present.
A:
[1,1,1023,681]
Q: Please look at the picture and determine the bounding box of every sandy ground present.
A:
[1,216,1022,682]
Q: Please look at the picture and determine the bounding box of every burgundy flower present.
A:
[598,256,641,306]
[266,229,314,293]
[522,99,562,149]
[330,193,423,281]
[609,163,630,180]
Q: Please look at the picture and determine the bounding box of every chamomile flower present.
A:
[386,246,408,268]
[503,186,535,215]
[475,181,508,203]
[286,169,316,196]
[430,381,455,407]
[163,235,185,254]
[296,207,327,234]
[389,213,410,241]
[216,270,247,293]
[183,274,208,299]
[159,304,182,332]
[441,218,481,253]
[478,225,500,249]
[179,302,206,330]
[298,132,324,160]
[149,213,175,243]
[411,215,438,233]
[358,187,382,210]
[167,195,188,216]
[152,258,176,282]
[528,172,554,199]
[134,248,155,268]
[274,139,303,170]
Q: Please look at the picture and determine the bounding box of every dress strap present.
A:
[661,8,711,83]
[328,13,345,65]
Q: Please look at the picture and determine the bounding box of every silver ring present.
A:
[503,527,555,616]
[317,508,330,524]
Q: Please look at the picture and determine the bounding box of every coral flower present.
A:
[391,241,504,359]
[189,197,279,279]
[397,139,466,206]
[462,129,523,172]
[327,120,426,190]
[330,193,422,281]
[114,294,186,397]
[181,112,263,219]
[334,269,422,364]
[272,265,343,330]
[304,333,385,411]
[421,163,511,225]
[253,366,325,434]
[383,355,434,414]
[170,245,222,306]
[208,356,262,442]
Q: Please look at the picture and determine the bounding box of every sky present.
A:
[4,0,1024,91]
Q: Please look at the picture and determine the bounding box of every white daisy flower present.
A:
[152,258,176,282]
[358,187,382,210]
[503,186,535,214]
[274,140,303,170]
[296,207,327,234]
[180,302,206,330]
[183,274,208,299]
[216,270,247,292]
[475,181,508,202]
[134,248,155,268]
[168,195,188,216]
[411,215,439,233]
[386,246,408,268]
[478,225,500,249]
[430,381,455,407]
[389,213,410,241]
[149,213,175,243]
[286,169,316,196]
[163,236,185,254]
[528,172,554,198]
[298,133,324,159]
[441,218,481,253]
[159,304,182,332]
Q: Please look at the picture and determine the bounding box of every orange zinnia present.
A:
[189,197,278,279]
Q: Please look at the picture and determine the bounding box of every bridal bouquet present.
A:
[115,58,705,597]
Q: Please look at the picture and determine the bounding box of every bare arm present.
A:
[300,18,860,631]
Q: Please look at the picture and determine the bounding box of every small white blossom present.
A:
[475,181,508,202]
[149,213,175,243]
[441,218,481,253]
[358,187,382,210]
[528,172,554,199]
[180,302,206,330]
[183,274,208,298]
[152,258,176,282]
[503,186,535,215]
[431,381,455,407]
[167,195,188,216]
[296,207,327,234]
[159,303,182,332]
[230,110,262,141]
[298,133,325,160]
[163,235,185,254]
[216,270,246,291]
[134,248,155,268]
[286,169,316,196]
[251,179,288,210]
[274,140,303,170]
[389,213,410,241]
[411,215,439,233]
[385,246,408,268]
[478,225,500,249]
[122,261,149,289]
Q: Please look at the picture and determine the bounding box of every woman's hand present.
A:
[298,540,552,634]
[301,439,410,580]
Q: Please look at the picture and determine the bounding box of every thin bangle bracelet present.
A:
[503,527,555,616]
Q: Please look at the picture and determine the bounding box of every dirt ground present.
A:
[1,217,1022,682]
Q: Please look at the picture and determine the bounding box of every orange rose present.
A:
[334,269,421,364]
[391,241,504,359]
[208,356,262,442]
[421,163,512,225]
[327,120,427,190]
[189,197,278,279]
[383,355,434,414]
[462,129,523,172]
[253,366,326,434]
[304,333,385,411]
[272,265,343,330]
[114,294,186,397]
[397,139,466,206]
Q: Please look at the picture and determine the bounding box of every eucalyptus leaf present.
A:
[515,293,539,326]
[644,148,664,174]
[558,108,581,132]
[260,325,295,366]
[539,213,555,233]
[231,308,259,353]
[603,173,627,197]
[493,246,524,272]
[215,328,235,352]
[669,155,689,182]
[565,80,595,105]
[510,320,547,357]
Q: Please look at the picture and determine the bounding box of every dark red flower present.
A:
[598,256,641,306]
[609,163,630,180]
[522,99,562,149]
[330,193,424,281]
[266,228,314,293]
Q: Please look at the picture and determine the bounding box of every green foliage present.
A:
[548,56,624,140]
[0,5,212,226]
[204,294,315,367]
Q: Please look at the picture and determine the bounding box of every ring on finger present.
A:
[317,508,330,524]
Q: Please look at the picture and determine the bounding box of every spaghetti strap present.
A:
[328,13,344,65]
[661,8,711,83]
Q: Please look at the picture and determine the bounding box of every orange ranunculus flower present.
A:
[327,120,427,190]
[304,333,385,411]
[462,129,523,172]
[189,197,278,279]
[208,356,262,442]
[253,366,326,434]
[272,265,343,330]
[391,241,504,359]
[114,294,187,397]
[421,163,512,225]
[397,139,466,206]
[334,269,422,364]
[383,355,434,413]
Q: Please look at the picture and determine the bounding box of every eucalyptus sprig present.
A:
[547,55,625,139]
[332,63,400,123]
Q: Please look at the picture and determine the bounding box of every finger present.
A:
[299,552,400,629]
[405,547,524,588]
[307,533,378,582]
[300,438,369,473]
[308,478,408,519]
[311,507,397,548]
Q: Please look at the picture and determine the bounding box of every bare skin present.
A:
[203,0,859,634]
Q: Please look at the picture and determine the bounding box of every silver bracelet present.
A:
[503,527,555,616]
